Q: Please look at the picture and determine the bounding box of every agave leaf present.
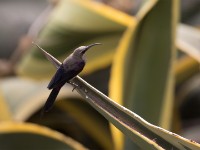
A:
[56,98,113,150]
[109,0,179,149]
[0,90,12,121]
[182,125,200,145]
[32,42,61,69]
[0,122,87,150]
[175,56,199,85]
[71,76,200,149]
[177,24,200,62]
[39,40,200,149]
[0,77,77,121]
[26,97,113,150]
[0,77,45,120]
[16,0,132,79]
[0,77,113,149]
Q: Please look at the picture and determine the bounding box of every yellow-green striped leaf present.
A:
[39,43,200,149]
[109,0,179,149]
[16,0,132,79]
[0,122,87,150]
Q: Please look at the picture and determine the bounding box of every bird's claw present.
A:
[69,81,79,92]
[72,86,76,92]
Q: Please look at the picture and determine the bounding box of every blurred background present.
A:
[0,0,200,149]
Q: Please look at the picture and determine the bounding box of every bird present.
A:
[33,43,101,115]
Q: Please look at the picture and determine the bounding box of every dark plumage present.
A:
[36,43,101,115]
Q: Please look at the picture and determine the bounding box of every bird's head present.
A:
[72,43,101,58]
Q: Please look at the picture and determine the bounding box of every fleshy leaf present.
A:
[109,0,179,149]
[39,42,200,149]
[16,0,132,79]
[0,122,87,150]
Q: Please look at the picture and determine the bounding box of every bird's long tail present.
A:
[41,86,61,117]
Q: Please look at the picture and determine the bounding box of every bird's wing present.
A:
[48,61,85,89]
[47,65,65,89]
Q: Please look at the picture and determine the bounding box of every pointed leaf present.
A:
[17,0,132,79]
[0,90,12,121]
[36,40,200,149]
[109,0,179,149]
[70,76,200,149]
[0,122,87,150]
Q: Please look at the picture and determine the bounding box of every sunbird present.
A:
[33,43,101,114]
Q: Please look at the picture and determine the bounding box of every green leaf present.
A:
[16,0,132,79]
[56,99,113,150]
[175,56,199,85]
[0,77,75,121]
[39,44,200,149]
[0,90,12,121]
[0,77,113,149]
[110,0,179,149]
[0,122,87,150]
[72,76,200,150]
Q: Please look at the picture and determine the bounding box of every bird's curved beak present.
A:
[82,43,101,54]
[86,43,101,49]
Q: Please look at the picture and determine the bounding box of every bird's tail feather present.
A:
[41,87,61,117]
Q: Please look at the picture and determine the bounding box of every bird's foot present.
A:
[69,81,79,92]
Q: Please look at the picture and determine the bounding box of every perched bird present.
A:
[33,43,101,114]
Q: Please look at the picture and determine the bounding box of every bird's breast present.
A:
[63,57,85,72]
[77,61,85,69]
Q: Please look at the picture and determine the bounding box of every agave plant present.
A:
[1,0,200,149]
